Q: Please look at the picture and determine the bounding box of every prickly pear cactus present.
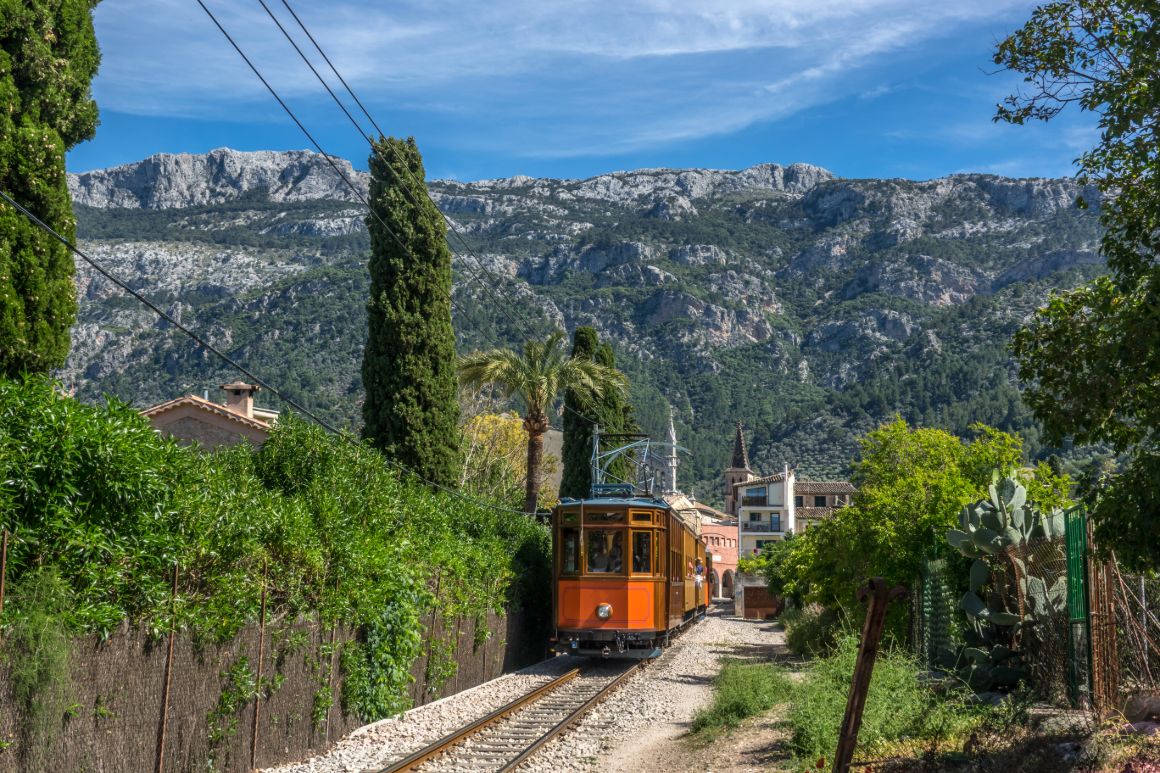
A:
[943,471,1067,692]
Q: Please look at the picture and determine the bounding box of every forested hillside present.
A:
[65,149,1106,505]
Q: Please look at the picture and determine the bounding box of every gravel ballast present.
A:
[263,603,783,773]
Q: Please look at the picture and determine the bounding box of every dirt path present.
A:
[584,602,798,773]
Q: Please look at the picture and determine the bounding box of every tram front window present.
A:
[560,529,580,574]
[586,530,623,573]
[632,532,652,573]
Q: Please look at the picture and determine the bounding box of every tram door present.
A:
[667,514,684,629]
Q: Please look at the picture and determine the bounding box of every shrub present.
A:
[2,568,74,767]
[0,375,551,721]
[787,634,988,763]
[781,604,843,657]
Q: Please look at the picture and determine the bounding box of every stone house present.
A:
[141,381,277,450]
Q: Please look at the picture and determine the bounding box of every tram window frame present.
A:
[584,511,624,525]
[559,527,580,575]
[629,509,652,524]
[630,530,657,575]
[585,529,626,575]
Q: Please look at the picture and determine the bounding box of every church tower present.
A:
[723,421,754,515]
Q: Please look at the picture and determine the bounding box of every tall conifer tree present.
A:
[559,328,638,499]
[0,1,101,376]
[560,327,599,499]
[361,137,461,486]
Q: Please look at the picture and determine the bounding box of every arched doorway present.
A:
[710,569,720,598]
[722,569,735,599]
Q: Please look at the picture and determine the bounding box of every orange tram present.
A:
[549,488,711,659]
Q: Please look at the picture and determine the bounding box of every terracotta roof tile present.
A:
[732,471,787,488]
[141,394,272,432]
[795,480,856,494]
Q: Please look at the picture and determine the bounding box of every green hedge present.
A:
[0,375,549,719]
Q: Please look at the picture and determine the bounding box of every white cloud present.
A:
[89,0,1041,156]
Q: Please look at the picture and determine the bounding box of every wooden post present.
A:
[326,576,339,745]
[250,560,269,772]
[0,528,8,626]
[156,563,179,773]
[422,574,442,702]
[833,577,907,773]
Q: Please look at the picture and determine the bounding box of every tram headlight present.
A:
[596,603,613,619]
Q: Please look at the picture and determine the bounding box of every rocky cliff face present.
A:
[65,149,1105,497]
[69,148,369,209]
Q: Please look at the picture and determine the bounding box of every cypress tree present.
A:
[560,327,599,499]
[595,342,638,435]
[559,328,638,499]
[0,1,101,376]
[361,137,461,487]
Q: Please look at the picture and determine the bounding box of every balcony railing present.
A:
[741,496,768,507]
[741,521,782,533]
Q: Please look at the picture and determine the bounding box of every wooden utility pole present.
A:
[833,577,907,773]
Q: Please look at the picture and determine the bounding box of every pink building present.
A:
[697,504,738,599]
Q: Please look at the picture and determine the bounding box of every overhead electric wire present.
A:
[0,188,338,433]
[258,0,600,428]
[201,1,600,440]
[190,0,583,512]
[189,1,546,513]
[0,189,528,515]
[193,0,466,321]
[264,0,552,347]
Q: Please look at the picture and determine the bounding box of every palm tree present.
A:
[458,331,628,514]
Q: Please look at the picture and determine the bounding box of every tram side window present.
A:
[587,530,624,573]
[560,529,580,574]
[632,532,652,573]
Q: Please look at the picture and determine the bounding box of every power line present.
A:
[194,0,581,510]
[0,188,339,431]
[258,0,599,427]
[0,189,528,516]
[193,0,466,321]
[264,0,549,345]
[203,0,600,436]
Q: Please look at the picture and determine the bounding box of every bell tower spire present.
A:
[723,421,754,515]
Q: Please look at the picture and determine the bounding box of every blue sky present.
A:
[66,0,1097,182]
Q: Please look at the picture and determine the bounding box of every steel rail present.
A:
[496,660,646,772]
[379,668,580,773]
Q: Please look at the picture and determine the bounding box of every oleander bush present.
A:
[0,374,549,720]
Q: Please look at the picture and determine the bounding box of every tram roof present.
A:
[557,497,672,509]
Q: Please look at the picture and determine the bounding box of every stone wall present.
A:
[0,608,543,772]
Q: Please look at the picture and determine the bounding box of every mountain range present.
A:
[64,148,1107,503]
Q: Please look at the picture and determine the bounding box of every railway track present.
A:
[376,661,646,773]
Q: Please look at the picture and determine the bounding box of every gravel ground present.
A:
[264,601,784,773]
[263,656,584,773]
[517,602,783,772]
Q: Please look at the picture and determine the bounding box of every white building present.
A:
[723,423,855,618]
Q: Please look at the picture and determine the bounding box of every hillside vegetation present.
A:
[65,151,1107,502]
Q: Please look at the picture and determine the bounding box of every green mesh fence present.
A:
[911,558,957,670]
